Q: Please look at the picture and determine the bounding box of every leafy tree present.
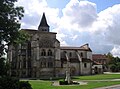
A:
[0,1,33,89]
[0,0,24,57]
[0,57,10,76]
[106,52,113,64]
[109,56,120,72]
[0,58,7,76]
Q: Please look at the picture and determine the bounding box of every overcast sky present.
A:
[16,0,120,57]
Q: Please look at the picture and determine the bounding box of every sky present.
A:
[16,0,120,57]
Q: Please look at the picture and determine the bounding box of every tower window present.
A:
[41,49,46,56]
[48,49,52,56]
[42,29,47,31]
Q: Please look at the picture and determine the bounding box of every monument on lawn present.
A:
[64,51,71,84]
[65,70,71,84]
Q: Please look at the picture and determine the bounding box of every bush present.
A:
[0,76,19,89]
[0,76,32,89]
[59,80,68,85]
[18,81,32,89]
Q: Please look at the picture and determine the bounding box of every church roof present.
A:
[60,44,92,52]
[38,13,49,28]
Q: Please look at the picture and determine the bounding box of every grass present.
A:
[72,74,120,80]
[24,74,120,89]
[29,80,120,89]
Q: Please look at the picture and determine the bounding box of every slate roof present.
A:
[38,13,49,28]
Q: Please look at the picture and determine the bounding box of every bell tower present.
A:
[38,13,49,32]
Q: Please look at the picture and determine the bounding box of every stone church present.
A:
[7,13,93,79]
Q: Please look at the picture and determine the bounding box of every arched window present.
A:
[48,49,52,56]
[41,49,46,56]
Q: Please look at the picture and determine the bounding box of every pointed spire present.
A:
[38,13,49,32]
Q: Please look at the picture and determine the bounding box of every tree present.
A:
[0,58,7,76]
[0,1,33,89]
[0,0,24,57]
[109,56,120,72]
[0,57,10,77]
[106,52,113,64]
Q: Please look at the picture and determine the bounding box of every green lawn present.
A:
[29,80,120,89]
[73,74,120,80]
[25,74,120,89]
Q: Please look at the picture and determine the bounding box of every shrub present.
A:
[18,81,32,89]
[0,76,19,89]
[0,76,32,89]
[59,80,68,85]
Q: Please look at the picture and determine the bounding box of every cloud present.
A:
[55,0,120,56]
[16,0,120,56]
[90,4,120,55]
[111,46,120,57]
[16,0,60,29]
[63,0,97,28]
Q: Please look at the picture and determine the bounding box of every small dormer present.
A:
[38,13,49,32]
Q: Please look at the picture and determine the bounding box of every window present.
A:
[23,58,26,68]
[41,62,46,67]
[28,59,31,68]
[21,49,26,55]
[42,29,47,31]
[48,62,53,68]
[21,43,27,49]
[41,49,46,56]
[48,49,52,56]
[69,52,72,57]
[80,52,83,57]
[84,63,87,68]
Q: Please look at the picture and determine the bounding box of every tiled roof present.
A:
[92,54,108,60]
